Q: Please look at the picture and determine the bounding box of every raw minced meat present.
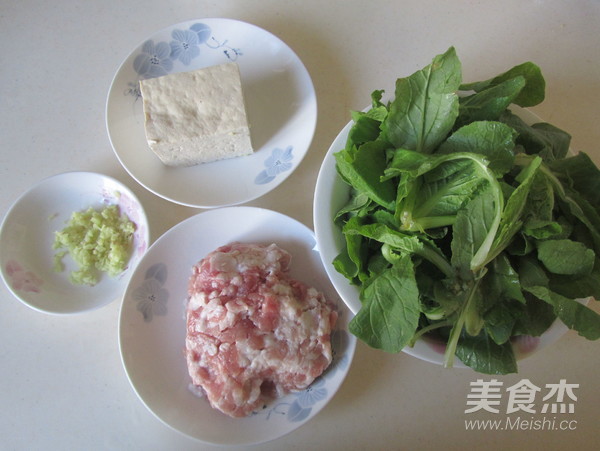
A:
[185,242,337,418]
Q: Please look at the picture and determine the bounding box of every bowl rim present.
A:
[312,105,582,368]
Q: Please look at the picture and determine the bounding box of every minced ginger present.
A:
[53,204,135,286]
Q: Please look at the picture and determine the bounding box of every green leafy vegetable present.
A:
[536,239,595,275]
[459,61,546,107]
[333,47,600,374]
[349,254,421,352]
[382,47,462,153]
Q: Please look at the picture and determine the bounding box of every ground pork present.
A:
[185,242,337,418]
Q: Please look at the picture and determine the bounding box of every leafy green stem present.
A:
[382,241,454,279]
[515,153,566,197]
[469,164,504,272]
[415,244,455,279]
[443,275,483,368]
[409,320,453,346]
[404,215,457,231]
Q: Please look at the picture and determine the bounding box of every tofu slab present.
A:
[139,62,253,167]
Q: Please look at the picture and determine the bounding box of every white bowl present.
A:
[0,172,149,314]
[119,207,356,445]
[313,106,579,367]
[106,18,317,208]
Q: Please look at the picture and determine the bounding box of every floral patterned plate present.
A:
[119,207,356,445]
[0,172,149,314]
[106,18,317,208]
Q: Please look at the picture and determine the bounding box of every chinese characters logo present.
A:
[465,378,578,415]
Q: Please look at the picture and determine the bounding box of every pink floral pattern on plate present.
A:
[100,188,148,258]
[5,260,43,293]
[422,335,447,355]
[421,333,541,359]
[512,335,540,355]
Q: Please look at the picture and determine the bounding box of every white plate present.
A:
[313,105,576,367]
[106,18,317,208]
[119,207,356,445]
[0,172,149,314]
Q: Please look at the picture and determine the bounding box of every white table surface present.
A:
[1,1,599,450]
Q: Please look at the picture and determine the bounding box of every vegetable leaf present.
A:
[335,140,396,209]
[524,286,600,340]
[457,76,526,125]
[460,61,545,107]
[536,239,595,276]
[549,152,600,210]
[438,120,517,176]
[455,330,518,375]
[382,47,462,153]
[483,156,543,268]
[451,184,499,279]
[349,254,420,352]
[499,110,571,161]
[386,151,500,234]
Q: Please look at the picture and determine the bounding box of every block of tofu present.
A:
[139,62,253,167]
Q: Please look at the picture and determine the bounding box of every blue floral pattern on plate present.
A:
[133,40,173,78]
[132,263,169,322]
[128,22,242,97]
[255,146,294,184]
[253,319,351,422]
